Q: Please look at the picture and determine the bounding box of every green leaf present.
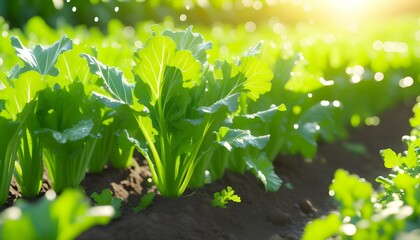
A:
[133,34,201,106]
[0,71,47,120]
[162,26,212,64]
[302,213,341,240]
[39,119,94,144]
[404,144,418,169]
[245,153,282,192]
[284,57,323,93]
[330,169,373,218]
[133,192,156,213]
[91,189,114,205]
[0,189,113,240]
[237,56,273,101]
[91,189,122,219]
[236,104,281,122]
[381,148,403,169]
[216,127,270,151]
[81,53,134,105]
[197,93,240,114]
[10,35,72,77]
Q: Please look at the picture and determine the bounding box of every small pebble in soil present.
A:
[298,199,317,215]
[267,208,292,225]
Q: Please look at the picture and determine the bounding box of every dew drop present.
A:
[374,72,384,82]
[320,100,330,106]
[245,21,256,32]
[94,16,99,22]
[252,0,263,10]
[5,207,22,220]
[45,190,57,201]
[341,223,357,236]
[399,77,414,88]
[114,6,119,12]
[72,6,77,12]
[332,100,341,107]
[365,116,380,126]
[350,75,362,84]
[180,14,187,22]
[293,124,299,129]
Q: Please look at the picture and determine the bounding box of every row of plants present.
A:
[0,15,419,238]
[0,16,417,200]
[303,100,420,239]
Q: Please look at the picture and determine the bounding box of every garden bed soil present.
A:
[6,100,415,240]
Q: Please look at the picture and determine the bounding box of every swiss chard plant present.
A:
[82,26,274,197]
[6,35,102,193]
[36,82,101,193]
[0,35,71,201]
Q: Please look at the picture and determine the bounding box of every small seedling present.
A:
[211,186,241,209]
[91,188,123,218]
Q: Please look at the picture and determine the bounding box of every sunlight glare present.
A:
[329,0,366,13]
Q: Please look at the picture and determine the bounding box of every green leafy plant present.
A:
[0,189,114,240]
[211,186,241,209]
[303,101,420,239]
[36,82,100,193]
[81,26,273,197]
[133,192,156,213]
[91,188,123,218]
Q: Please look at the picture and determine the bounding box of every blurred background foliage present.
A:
[1,0,420,31]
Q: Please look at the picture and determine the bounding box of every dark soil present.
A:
[5,100,415,240]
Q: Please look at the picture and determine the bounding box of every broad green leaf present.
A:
[170,50,201,88]
[39,119,94,144]
[162,26,212,64]
[238,56,273,101]
[0,71,47,119]
[284,59,323,93]
[381,148,403,169]
[133,35,200,106]
[10,35,72,77]
[245,153,282,192]
[216,127,269,151]
[236,104,280,122]
[81,53,134,105]
[197,93,240,114]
